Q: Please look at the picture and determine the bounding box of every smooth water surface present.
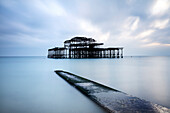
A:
[0,56,170,113]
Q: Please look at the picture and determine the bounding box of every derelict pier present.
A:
[48,37,123,58]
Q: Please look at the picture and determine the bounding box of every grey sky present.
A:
[0,0,170,56]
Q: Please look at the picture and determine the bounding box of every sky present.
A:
[0,0,170,56]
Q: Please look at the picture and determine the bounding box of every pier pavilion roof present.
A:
[48,47,66,51]
[69,43,103,47]
[64,37,96,44]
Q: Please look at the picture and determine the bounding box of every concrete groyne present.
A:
[55,70,170,113]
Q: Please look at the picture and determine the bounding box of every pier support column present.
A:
[110,50,111,58]
[74,50,75,58]
[113,50,115,58]
[54,50,56,58]
[117,49,119,58]
[103,50,105,58]
[121,49,123,58]
[65,49,67,58]
[69,48,71,58]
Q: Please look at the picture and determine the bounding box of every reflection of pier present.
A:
[48,37,123,58]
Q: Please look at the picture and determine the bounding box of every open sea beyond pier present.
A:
[0,56,170,113]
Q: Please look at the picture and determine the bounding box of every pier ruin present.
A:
[48,37,123,58]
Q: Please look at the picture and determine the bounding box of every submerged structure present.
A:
[48,37,123,58]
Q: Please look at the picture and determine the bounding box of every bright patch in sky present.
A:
[150,19,169,29]
[151,0,170,16]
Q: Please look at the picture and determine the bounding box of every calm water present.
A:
[0,56,170,113]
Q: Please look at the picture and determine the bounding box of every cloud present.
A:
[143,42,170,47]
[0,0,170,56]
[79,19,110,42]
[150,19,169,29]
[32,0,67,17]
[0,33,48,47]
[151,0,170,16]
[123,16,140,31]
[136,29,155,39]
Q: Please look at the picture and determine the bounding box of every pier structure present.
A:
[48,37,123,58]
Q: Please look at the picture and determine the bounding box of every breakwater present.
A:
[55,70,170,113]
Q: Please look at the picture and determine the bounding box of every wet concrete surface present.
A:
[55,70,170,113]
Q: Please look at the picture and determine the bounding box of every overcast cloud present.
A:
[0,0,170,56]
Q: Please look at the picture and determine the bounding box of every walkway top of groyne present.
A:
[55,70,170,113]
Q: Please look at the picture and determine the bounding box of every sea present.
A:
[0,56,170,113]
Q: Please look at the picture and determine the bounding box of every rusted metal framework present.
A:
[48,37,123,58]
